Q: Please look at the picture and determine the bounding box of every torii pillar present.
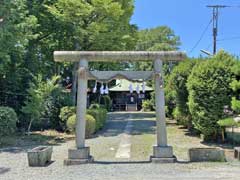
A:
[54,51,186,165]
[151,59,175,163]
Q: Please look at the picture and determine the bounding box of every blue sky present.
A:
[131,0,240,57]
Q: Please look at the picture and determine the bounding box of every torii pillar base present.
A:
[150,146,176,163]
[64,147,94,166]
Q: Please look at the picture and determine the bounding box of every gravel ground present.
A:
[0,112,240,180]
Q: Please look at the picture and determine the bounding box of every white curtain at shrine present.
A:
[136,84,140,94]
[100,83,104,95]
[128,84,133,93]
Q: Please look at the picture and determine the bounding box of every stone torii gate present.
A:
[54,51,186,165]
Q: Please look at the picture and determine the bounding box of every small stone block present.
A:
[153,146,173,158]
[189,148,226,162]
[150,156,176,163]
[27,146,53,167]
[68,147,90,159]
[64,156,94,166]
[234,147,240,160]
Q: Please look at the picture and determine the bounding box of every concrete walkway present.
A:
[115,114,133,159]
[0,112,240,180]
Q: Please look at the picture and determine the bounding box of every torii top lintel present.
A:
[54,51,186,62]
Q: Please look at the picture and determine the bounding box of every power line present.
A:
[217,36,240,41]
[189,18,213,54]
[220,5,240,8]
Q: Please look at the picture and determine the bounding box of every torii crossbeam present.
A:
[54,51,186,165]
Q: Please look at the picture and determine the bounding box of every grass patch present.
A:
[131,133,155,161]
[0,130,74,148]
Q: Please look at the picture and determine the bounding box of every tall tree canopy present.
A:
[136,26,180,51]
[47,0,137,71]
[0,0,37,112]
[0,0,138,123]
[45,0,137,102]
[133,26,181,71]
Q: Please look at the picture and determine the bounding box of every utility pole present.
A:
[207,5,229,55]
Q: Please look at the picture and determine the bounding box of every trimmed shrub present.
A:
[0,107,18,136]
[218,118,238,127]
[142,100,153,111]
[87,109,101,130]
[59,106,76,130]
[168,59,197,126]
[173,107,190,127]
[89,103,100,110]
[85,114,96,138]
[87,108,107,130]
[231,97,240,114]
[98,108,107,126]
[164,74,176,118]
[66,114,76,133]
[100,95,112,111]
[59,105,107,132]
[230,61,240,114]
[66,114,96,138]
[187,51,236,140]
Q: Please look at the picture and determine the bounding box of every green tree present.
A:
[21,76,61,134]
[0,107,18,136]
[132,26,181,116]
[136,26,180,51]
[168,59,197,127]
[0,0,138,132]
[133,26,181,71]
[230,61,240,114]
[46,0,137,102]
[46,0,137,57]
[187,51,236,140]
[0,0,37,113]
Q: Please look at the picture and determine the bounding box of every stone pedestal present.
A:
[28,146,53,167]
[151,146,176,163]
[64,147,93,165]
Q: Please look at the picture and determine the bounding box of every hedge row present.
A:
[166,51,238,140]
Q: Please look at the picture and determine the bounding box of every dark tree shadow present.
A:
[184,131,200,138]
[94,112,157,137]
[93,160,151,164]
[131,120,156,135]
[201,141,237,150]
[28,161,55,168]
[0,133,71,154]
[93,160,192,164]
[0,167,10,175]
[126,113,156,119]
[176,160,191,164]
